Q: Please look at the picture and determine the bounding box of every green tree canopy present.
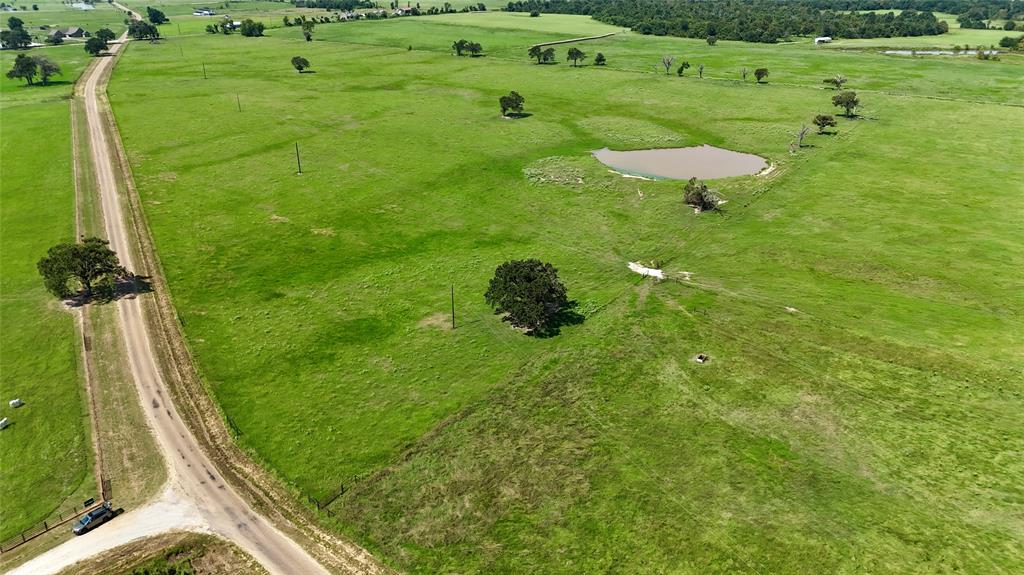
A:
[6,53,37,84]
[37,237,130,300]
[485,259,569,333]
[239,19,265,37]
[146,6,168,25]
[754,67,769,82]
[832,90,860,116]
[84,36,108,56]
[499,90,525,116]
[291,55,310,72]
[566,46,586,66]
[33,55,60,85]
[813,114,837,133]
[594,51,606,65]
[94,27,115,42]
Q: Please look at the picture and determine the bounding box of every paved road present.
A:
[9,14,333,575]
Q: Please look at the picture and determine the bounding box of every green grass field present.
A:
[105,11,1024,573]
[0,43,94,540]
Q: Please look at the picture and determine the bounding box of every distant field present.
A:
[2,0,128,42]
[825,10,1018,48]
[109,11,1023,574]
[0,44,94,540]
[301,16,1023,104]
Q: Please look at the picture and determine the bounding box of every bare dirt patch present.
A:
[418,312,453,330]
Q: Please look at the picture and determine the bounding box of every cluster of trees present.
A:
[292,0,379,8]
[499,90,525,116]
[240,19,266,36]
[38,237,130,301]
[504,0,950,43]
[6,52,60,84]
[998,34,1024,48]
[128,19,160,41]
[1,16,32,49]
[528,44,606,65]
[452,38,483,55]
[146,6,168,25]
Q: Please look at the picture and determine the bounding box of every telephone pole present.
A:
[450,285,456,330]
[295,143,302,175]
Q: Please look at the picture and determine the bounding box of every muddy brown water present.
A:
[592,145,768,180]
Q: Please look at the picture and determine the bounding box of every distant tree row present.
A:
[504,0,950,43]
[527,45,607,65]
[452,38,483,56]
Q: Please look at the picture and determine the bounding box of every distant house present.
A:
[64,26,85,37]
[192,8,216,16]
[48,29,66,40]
[814,36,832,44]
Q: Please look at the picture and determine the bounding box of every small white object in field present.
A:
[9,398,23,408]
[678,271,693,281]
[0,417,8,430]
[628,262,664,279]
[785,306,798,313]
[694,353,709,364]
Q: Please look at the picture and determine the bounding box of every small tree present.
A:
[485,259,569,333]
[541,47,555,63]
[661,55,675,74]
[146,6,168,25]
[239,19,264,37]
[566,46,585,67]
[754,67,769,83]
[594,52,606,65]
[499,90,525,117]
[6,52,36,85]
[84,36,108,56]
[741,66,748,81]
[467,41,482,56]
[813,114,837,133]
[822,74,846,89]
[529,9,539,17]
[452,38,468,56]
[707,34,717,46]
[528,45,543,64]
[684,178,718,212]
[301,19,314,42]
[33,55,60,85]
[8,16,24,29]
[676,61,690,76]
[37,237,129,300]
[791,123,810,148]
[94,27,115,42]
[282,15,291,27]
[832,90,860,117]
[45,33,64,45]
[291,56,310,72]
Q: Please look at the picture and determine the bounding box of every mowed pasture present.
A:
[109,13,1023,574]
[0,44,95,540]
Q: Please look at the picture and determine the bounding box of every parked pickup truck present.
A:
[72,502,115,535]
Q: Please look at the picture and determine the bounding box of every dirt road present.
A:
[8,14,334,575]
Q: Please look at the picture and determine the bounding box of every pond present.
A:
[592,145,768,180]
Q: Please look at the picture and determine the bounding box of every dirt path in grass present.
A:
[11,6,379,575]
[530,31,617,48]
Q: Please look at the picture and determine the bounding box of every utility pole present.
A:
[295,143,302,175]
[235,94,241,112]
[202,61,207,79]
[450,284,455,329]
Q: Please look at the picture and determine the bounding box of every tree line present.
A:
[504,0,951,43]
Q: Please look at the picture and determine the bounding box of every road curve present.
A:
[8,13,332,575]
